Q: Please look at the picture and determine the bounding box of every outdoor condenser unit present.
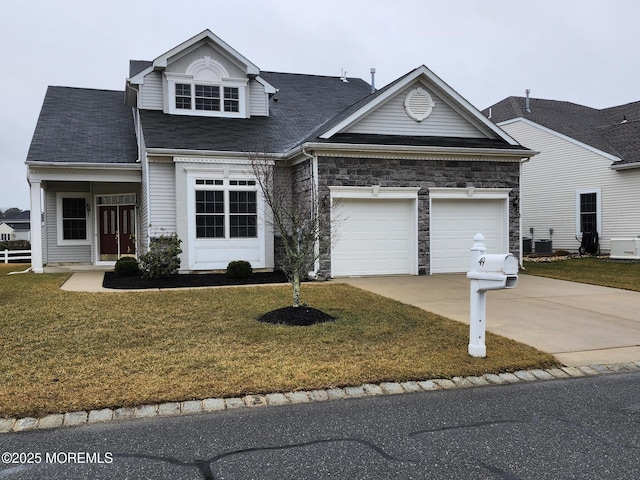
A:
[610,238,640,260]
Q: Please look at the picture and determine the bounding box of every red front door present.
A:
[119,205,136,255]
[99,205,136,261]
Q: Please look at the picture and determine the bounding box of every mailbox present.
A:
[467,253,518,290]
[466,233,519,357]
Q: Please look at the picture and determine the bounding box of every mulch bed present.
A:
[257,306,335,326]
[102,271,288,289]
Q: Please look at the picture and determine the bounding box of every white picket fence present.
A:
[2,249,31,263]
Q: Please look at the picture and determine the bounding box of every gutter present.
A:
[295,142,537,160]
[146,148,287,159]
[25,161,141,169]
[610,161,640,171]
[301,146,320,276]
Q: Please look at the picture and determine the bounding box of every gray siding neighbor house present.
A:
[26,30,533,275]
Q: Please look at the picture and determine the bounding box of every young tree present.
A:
[251,155,327,307]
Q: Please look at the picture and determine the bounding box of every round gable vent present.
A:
[404,87,435,122]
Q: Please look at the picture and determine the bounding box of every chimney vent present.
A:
[525,89,531,113]
[370,68,376,93]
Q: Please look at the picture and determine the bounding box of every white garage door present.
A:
[430,199,506,273]
[332,199,416,276]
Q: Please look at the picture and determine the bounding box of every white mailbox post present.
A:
[466,233,518,357]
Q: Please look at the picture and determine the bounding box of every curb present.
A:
[2,361,639,434]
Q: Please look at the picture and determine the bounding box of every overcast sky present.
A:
[1,0,639,211]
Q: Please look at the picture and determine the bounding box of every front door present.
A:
[99,205,136,261]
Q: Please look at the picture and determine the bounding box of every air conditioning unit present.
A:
[610,238,640,259]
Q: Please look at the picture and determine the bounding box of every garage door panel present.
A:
[333,199,415,276]
[431,199,506,273]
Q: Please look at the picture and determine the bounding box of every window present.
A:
[230,191,257,237]
[196,190,225,238]
[175,83,191,110]
[580,193,597,233]
[62,197,87,240]
[195,179,257,239]
[576,188,601,235]
[223,87,239,112]
[56,193,91,245]
[195,85,219,111]
[174,83,240,113]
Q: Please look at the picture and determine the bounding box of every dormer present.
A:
[127,30,276,118]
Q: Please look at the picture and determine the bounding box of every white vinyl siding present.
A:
[249,79,268,116]
[147,160,176,236]
[501,120,640,253]
[139,72,163,110]
[346,84,485,138]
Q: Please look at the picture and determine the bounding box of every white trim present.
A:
[498,117,622,163]
[27,164,141,184]
[165,72,248,118]
[56,192,92,247]
[320,65,520,145]
[575,187,601,236]
[186,170,266,270]
[610,161,640,171]
[429,187,511,200]
[128,29,261,86]
[298,142,535,161]
[329,185,421,199]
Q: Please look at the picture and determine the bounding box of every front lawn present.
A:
[1,264,557,419]
[523,256,640,291]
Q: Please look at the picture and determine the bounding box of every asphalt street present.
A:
[1,372,639,479]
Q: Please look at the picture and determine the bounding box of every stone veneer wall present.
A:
[315,156,521,277]
[273,160,314,271]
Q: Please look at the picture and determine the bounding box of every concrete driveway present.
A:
[341,274,640,367]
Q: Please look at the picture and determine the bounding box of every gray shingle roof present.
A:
[129,60,152,78]
[26,87,138,164]
[484,96,640,164]
[140,71,373,153]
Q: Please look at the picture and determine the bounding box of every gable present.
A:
[346,81,485,138]
[320,66,519,146]
[499,117,621,164]
[129,30,275,119]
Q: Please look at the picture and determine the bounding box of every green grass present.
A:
[523,256,640,291]
[0,263,557,419]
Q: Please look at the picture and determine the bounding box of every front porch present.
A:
[27,163,142,273]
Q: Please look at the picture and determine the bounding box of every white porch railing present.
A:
[2,249,31,263]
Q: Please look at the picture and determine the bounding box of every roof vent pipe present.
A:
[525,89,531,113]
[370,68,376,94]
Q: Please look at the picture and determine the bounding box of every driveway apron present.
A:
[340,274,640,367]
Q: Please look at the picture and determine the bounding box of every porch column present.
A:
[29,180,43,273]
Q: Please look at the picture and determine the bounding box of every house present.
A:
[0,211,31,242]
[484,95,640,254]
[26,30,533,276]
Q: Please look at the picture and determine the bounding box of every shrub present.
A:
[139,233,182,279]
[226,260,253,279]
[114,256,140,277]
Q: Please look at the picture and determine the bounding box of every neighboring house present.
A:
[485,95,640,254]
[0,211,31,242]
[26,29,533,275]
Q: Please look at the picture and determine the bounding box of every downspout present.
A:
[301,145,320,276]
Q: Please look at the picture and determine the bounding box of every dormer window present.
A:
[166,57,247,117]
[174,83,240,113]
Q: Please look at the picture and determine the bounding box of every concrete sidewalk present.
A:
[342,274,640,367]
